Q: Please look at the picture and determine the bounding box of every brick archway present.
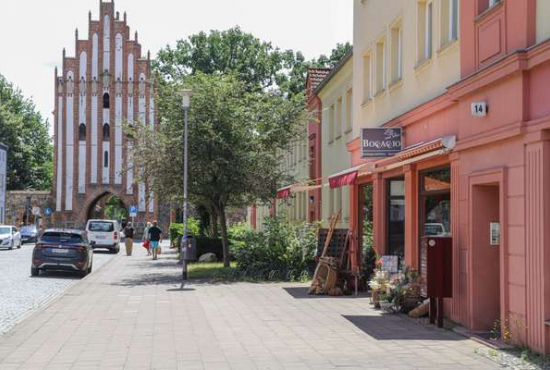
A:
[74,187,138,225]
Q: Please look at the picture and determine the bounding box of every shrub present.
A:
[169,219,201,247]
[231,216,321,281]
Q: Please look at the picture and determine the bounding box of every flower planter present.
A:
[379,301,394,312]
[404,295,421,310]
[371,290,381,309]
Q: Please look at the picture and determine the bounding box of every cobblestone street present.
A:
[0,246,506,370]
[0,243,117,335]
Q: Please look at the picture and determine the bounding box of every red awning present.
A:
[329,171,358,189]
[276,186,291,199]
[328,164,369,189]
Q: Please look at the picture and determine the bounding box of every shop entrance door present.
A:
[359,183,375,278]
[387,178,405,263]
[471,184,501,332]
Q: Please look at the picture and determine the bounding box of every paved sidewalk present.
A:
[0,244,503,370]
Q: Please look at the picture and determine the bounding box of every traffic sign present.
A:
[44,207,53,216]
[129,205,138,218]
[32,207,41,216]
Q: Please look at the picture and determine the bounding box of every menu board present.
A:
[381,255,399,273]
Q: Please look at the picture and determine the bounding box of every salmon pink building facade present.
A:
[341,0,550,355]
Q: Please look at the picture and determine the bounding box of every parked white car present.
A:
[85,220,120,254]
[0,225,22,249]
[424,223,449,237]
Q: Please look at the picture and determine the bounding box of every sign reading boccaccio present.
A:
[361,128,402,158]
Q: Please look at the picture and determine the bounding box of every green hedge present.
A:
[169,220,200,247]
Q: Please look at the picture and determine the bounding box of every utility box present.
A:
[182,235,197,261]
[421,236,452,328]
[424,236,453,298]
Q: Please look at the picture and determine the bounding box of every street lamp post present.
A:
[180,89,193,284]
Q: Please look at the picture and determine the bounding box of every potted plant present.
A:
[379,292,394,312]
[368,269,389,309]
[403,270,423,311]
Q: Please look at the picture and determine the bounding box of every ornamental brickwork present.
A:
[53,0,157,227]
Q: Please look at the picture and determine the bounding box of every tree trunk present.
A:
[210,207,219,238]
[218,204,231,268]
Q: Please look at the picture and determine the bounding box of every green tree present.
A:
[0,75,53,190]
[129,73,306,267]
[155,27,324,96]
[314,42,353,68]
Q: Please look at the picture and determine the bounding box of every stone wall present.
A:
[5,191,54,228]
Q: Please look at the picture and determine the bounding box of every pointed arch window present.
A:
[79,124,86,141]
[103,92,110,109]
[104,151,109,168]
[103,123,110,141]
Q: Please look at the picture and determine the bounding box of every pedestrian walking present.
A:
[143,222,152,255]
[148,221,163,260]
[124,222,135,256]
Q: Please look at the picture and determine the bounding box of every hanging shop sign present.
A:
[361,128,402,158]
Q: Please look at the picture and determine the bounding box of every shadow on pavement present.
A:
[343,315,463,341]
[110,272,182,286]
[166,288,195,292]
[32,270,82,280]
[283,287,370,299]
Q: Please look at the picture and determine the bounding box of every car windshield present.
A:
[40,232,84,244]
[88,222,114,232]
[0,227,10,235]
[21,226,37,233]
[425,224,443,236]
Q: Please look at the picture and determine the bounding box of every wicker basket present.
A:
[403,295,421,309]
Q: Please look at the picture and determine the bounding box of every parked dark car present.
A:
[20,225,38,244]
[31,229,93,278]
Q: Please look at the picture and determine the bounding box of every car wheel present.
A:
[31,267,40,276]
[79,269,88,278]
[112,247,120,254]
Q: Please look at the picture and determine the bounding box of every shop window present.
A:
[375,37,387,94]
[363,52,372,103]
[387,178,405,260]
[420,167,451,239]
[441,0,459,46]
[391,21,403,83]
[417,1,433,63]
[478,0,499,15]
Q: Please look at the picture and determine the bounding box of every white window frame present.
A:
[363,52,372,102]
[425,1,433,59]
[449,0,459,41]
[396,26,403,80]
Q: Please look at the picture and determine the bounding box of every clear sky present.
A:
[0,0,352,134]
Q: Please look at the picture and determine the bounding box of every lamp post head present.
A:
[181,89,194,110]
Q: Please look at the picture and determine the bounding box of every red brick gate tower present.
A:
[53,0,157,228]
